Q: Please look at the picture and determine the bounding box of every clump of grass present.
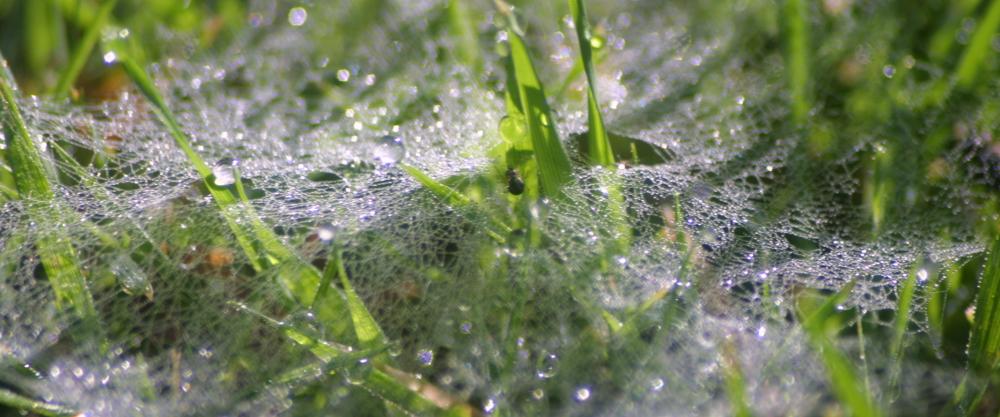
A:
[969,236,1000,370]
[0,60,96,324]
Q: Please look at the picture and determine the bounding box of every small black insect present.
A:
[506,168,525,195]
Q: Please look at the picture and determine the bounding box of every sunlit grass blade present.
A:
[568,0,613,167]
[721,340,755,417]
[327,247,385,351]
[954,0,1000,89]
[0,75,96,322]
[500,8,573,199]
[798,282,882,417]
[891,259,920,365]
[231,302,472,417]
[568,0,630,254]
[52,0,118,100]
[969,235,1000,370]
[446,0,481,73]
[783,0,810,124]
[0,388,76,417]
[399,162,511,242]
[118,56,363,339]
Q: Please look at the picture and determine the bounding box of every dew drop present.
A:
[288,7,308,26]
[589,34,606,49]
[650,377,665,391]
[373,135,405,167]
[483,398,497,414]
[536,353,558,379]
[111,254,151,297]
[212,159,238,186]
[574,386,591,402]
[916,268,929,282]
[882,65,896,78]
[103,51,117,64]
[337,69,351,82]
[316,223,337,242]
[417,349,434,366]
[532,389,545,400]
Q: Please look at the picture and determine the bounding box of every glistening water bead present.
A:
[373,135,405,167]
[212,158,238,186]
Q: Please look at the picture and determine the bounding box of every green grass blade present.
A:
[399,162,511,241]
[955,0,1000,89]
[52,0,118,101]
[783,0,811,124]
[969,236,1000,370]
[0,76,97,322]
[119,56,363,341]
[798,283,882,417]
[0,388,75,417]
[232,302,466,417]
[721,340,755,417]
[891,260,920,361]
[328,247,385,350]
[503,16,574,199]
[568,0,613,167]
[446,0,481,73]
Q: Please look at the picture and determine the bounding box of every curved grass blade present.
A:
[52,0,119,101]
[0,388,76,417]
[798,282,883,417]
[500,9,573,199]
[970,236,1000,370]
[231,302,471,417]
[399,162,511,242]
[955,0,1000,90]
[118,56,361,340]
[568,0,612,167]
[0,76,97,323]
[568,0,630,253]
[327,247,385,351]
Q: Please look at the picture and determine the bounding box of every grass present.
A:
[0,63,96,324]
[970,236,1000,370]
[0,0,999,416]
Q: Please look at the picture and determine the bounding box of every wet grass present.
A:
[0,0,999,416]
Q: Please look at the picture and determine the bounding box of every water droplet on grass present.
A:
[536,353,558,379]
[417,349,433,366]
[574,386,591,402]
[288,7,308,26]
[373,135,405,167]
[111,254,151,297]
[316,223,337,242]
[212,159,238,186]
[650,377,665,391]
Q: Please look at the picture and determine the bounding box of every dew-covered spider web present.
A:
[1,0,998,416]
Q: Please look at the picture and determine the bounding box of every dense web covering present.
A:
[0,0,997,416]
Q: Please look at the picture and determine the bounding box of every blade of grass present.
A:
[446,0,481,73]
[52,0,118,101]
[889,258,920,389]
[327,247,385,351]
[798,283,882,417]
[0,388,75,417]
[721,339,755,417]
[568,0,612,167]
[783,0,811,124]
[499,6,574,199]
[568,0,630,253]
[969,235,1000,370]
[0,75,97,323]
[954,0,1000,89]
[118,56,363,340]
[231,302,471,417]
[399,162,511,242]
